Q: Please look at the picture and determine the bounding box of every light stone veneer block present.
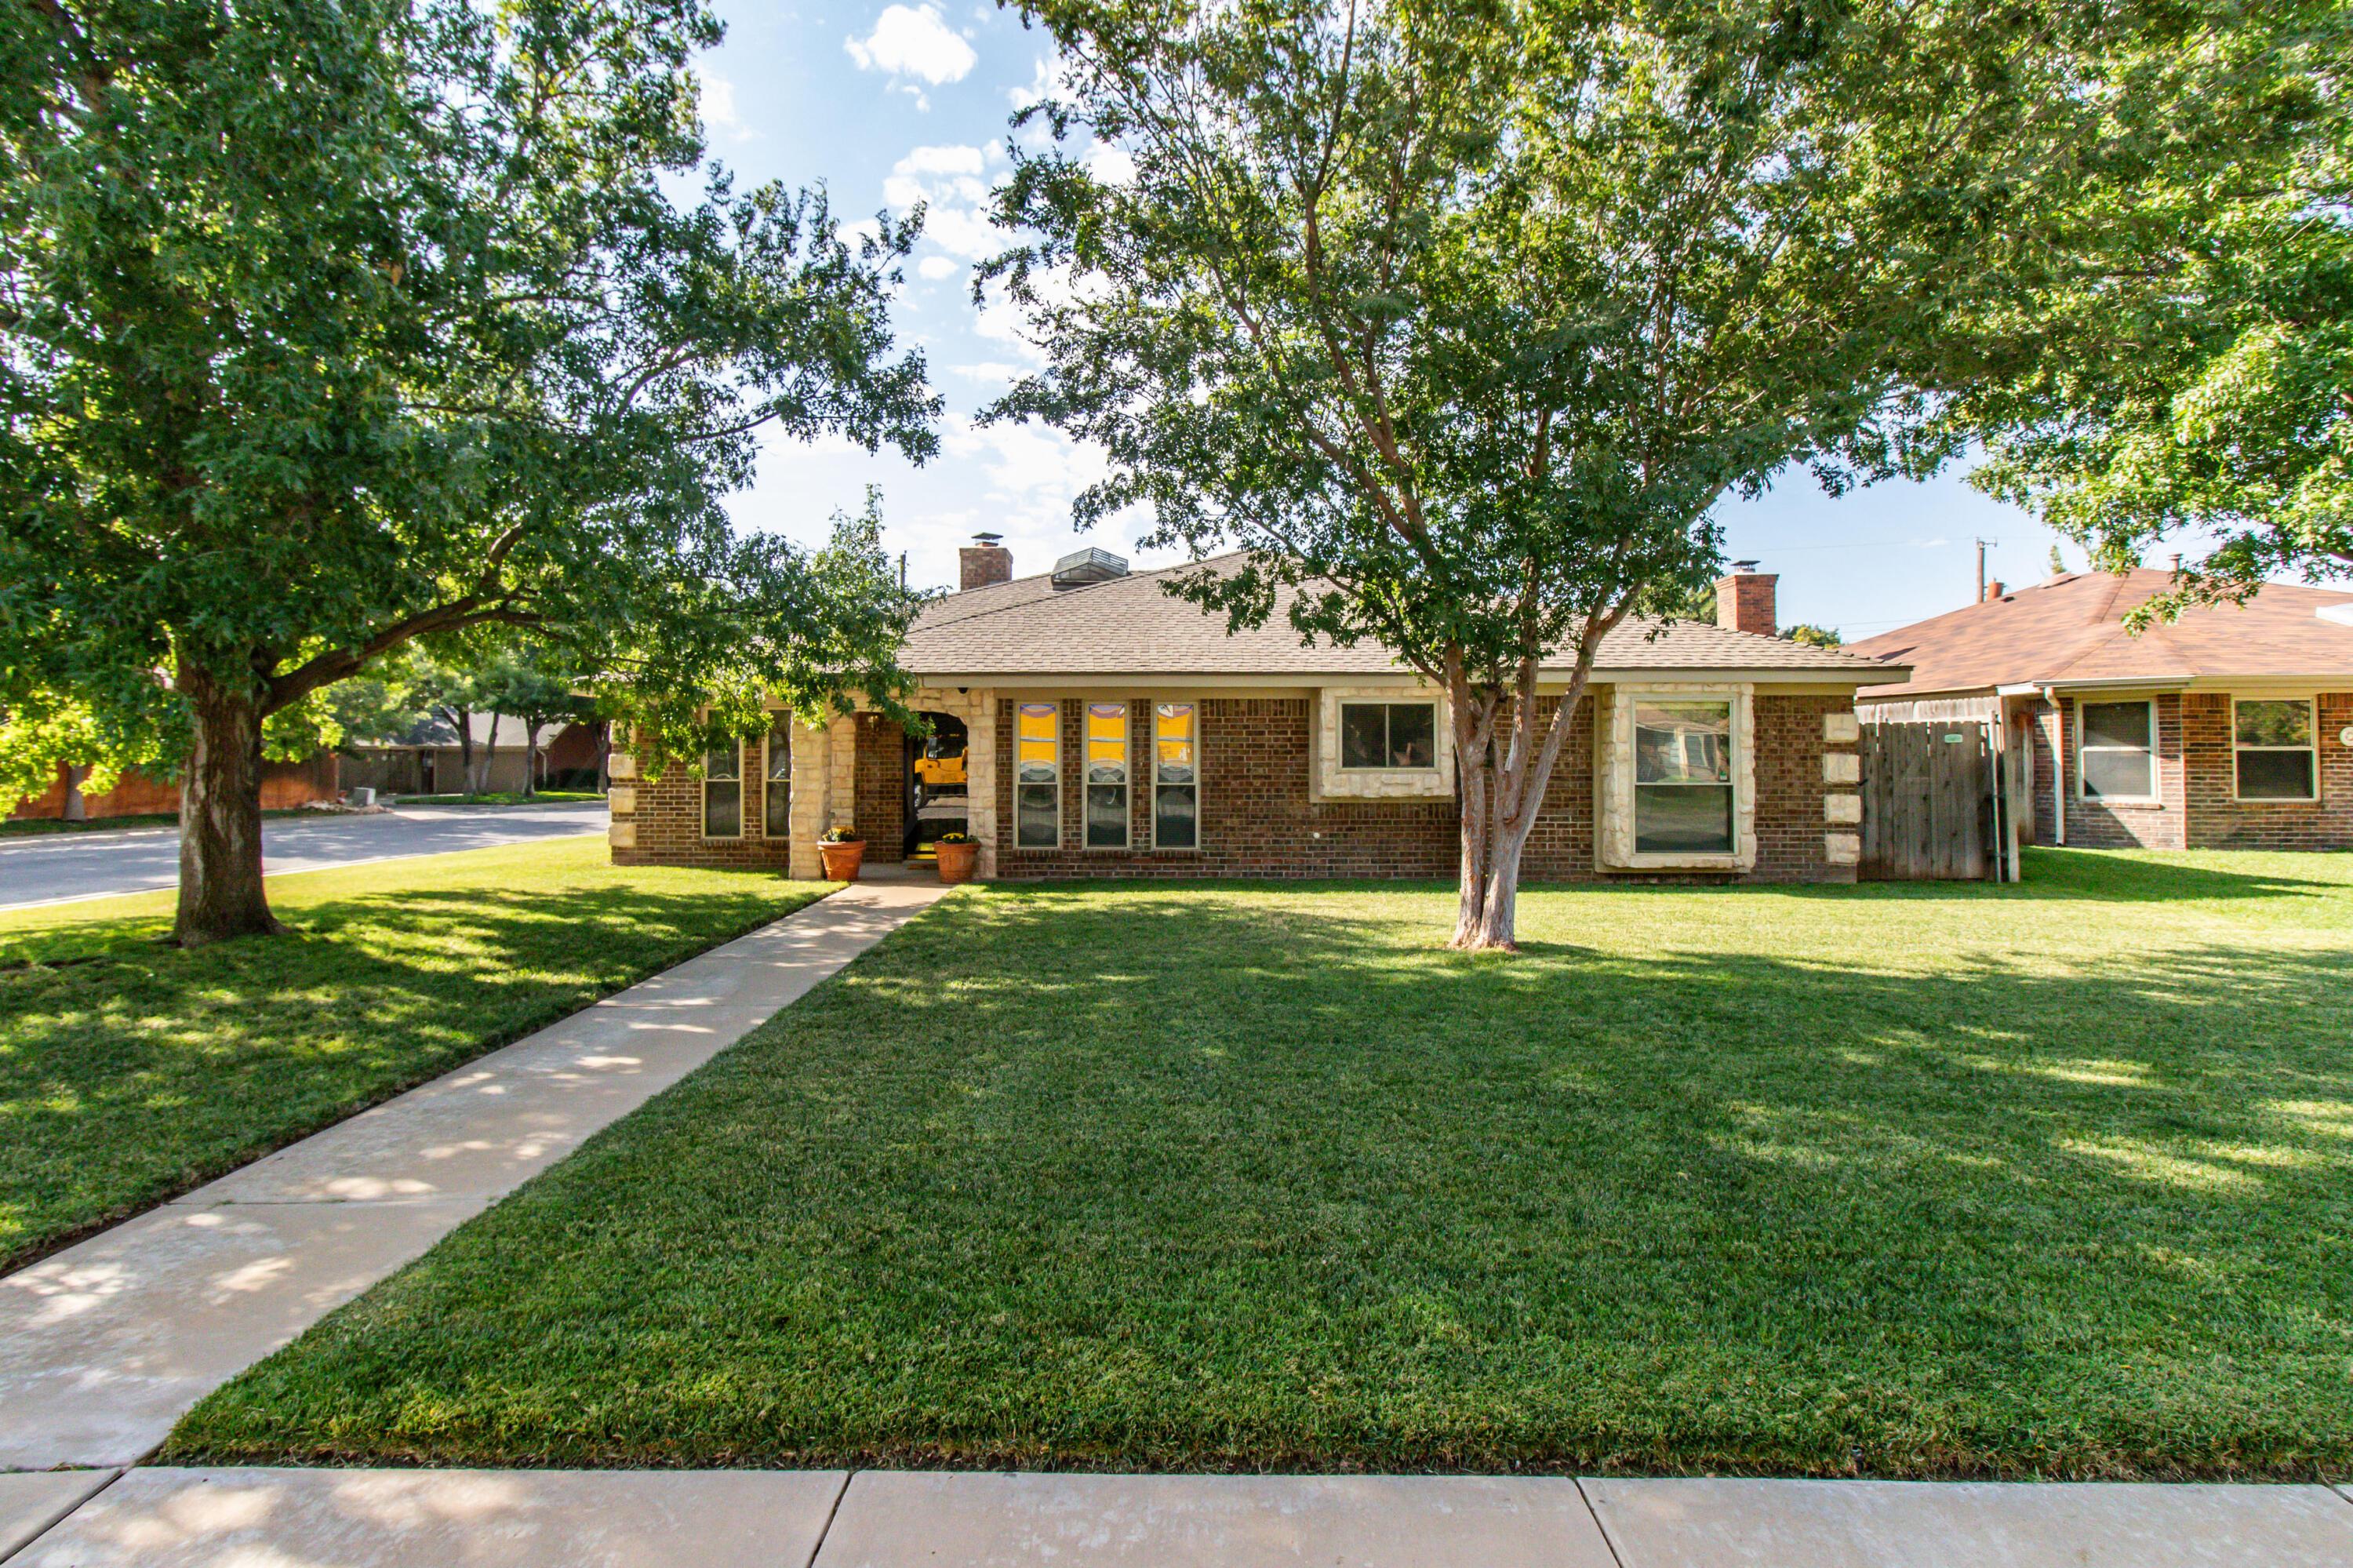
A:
[1824,831,1860,865]
[607,820,637,849]
[1824,793,1862,825]
[1824,711,1860,744]
[1580,1478,2353,1568]
[607,752,637,780]
[606,784,636,815]
[16,1468,847,1568]
[1823,751,1861,785]
[814,1472,1619,1568]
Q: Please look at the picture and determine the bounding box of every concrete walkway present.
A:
[0,879,945,1472]
[7,1468,2350,1566]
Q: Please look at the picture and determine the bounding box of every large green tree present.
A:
[1957,0,2349,620]
[988,0,2072,948]
[1,0,936,942]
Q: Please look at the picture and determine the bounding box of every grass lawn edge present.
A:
[2,869,842,1276]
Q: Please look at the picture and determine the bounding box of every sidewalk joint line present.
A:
[800,1467,858,1568]
[0,1467,125,1567]
[1573,1478,1630,1568]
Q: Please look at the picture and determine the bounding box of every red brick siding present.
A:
[611,740,791,870]
[853,715,907,862]
[2049,693,2187,849]
[2183,691,2353,850]
[988,693,1843,884]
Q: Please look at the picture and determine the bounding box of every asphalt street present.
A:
[0,801,608,908]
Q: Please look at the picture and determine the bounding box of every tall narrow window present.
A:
[2078,700,2155,800]
[1634,700,1733,853]
[763,720,792,837]
[703,743,742,838]
[1154,702,1198,849]
[1086,702,1130,848]
[2234,698,2317,800]
[1015,702,1060,848]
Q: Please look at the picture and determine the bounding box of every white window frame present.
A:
[1596,684,1757,871]
[701,740,744,839]
[1013,700,1061,851]
[2231,696,2319,803]
[762,719,794,838]
[1630,694,1739,860]
[1336,699,1442,773]
[1082,701,1133,849]
[2075,697,2159,804]
[1151,699,1202,851]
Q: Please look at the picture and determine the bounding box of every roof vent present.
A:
[1050,547,1129,586]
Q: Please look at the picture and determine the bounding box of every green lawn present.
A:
[0,839,829,1271]
[167,849,2353,1479]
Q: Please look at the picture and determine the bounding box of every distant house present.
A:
[342,714,603,797]
[608,543,1902,884]
[1848,570,2353,851]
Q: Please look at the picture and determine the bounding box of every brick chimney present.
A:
[1715,561,1777,637]
[1981,579,2006,603]
[959,531,1012,591]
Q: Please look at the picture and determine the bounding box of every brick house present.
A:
[1848,570,2353,851]
[609,544,1906,883]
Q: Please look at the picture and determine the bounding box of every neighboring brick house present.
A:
[1849,569,2353,852]
[609,544,1903,884]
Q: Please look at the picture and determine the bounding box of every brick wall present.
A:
[2049,693,2188,849]
[853,714,907,862]
[987,693,1843,883]
[2184,690,2353,850]
[609,737,792,871]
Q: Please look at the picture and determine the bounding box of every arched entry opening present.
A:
[905,711,970,864]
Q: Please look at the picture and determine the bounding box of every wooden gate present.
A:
[1860,720,1995,880]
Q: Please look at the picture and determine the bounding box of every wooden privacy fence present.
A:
[1859,719,2010,881]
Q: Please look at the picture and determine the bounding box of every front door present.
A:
[904,713,970,861]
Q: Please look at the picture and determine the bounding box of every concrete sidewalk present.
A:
[7,1468,2350,1566]
[0,879,946,1472]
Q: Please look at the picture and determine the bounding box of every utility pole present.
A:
[1975,537,1998,604]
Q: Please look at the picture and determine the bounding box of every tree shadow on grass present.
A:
[170,875,2353,1478]
[0,871,815,1271]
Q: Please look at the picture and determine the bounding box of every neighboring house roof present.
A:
[904,553,1898,682]
[356,714,582,751]
[1849,569,2353,700]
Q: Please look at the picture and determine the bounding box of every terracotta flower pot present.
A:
[819,839,865,881]
[936,840,978,884]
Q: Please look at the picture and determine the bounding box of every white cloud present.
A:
[1084,141,1137,186]
[696,67,757,145]
[916,255,962,282]
[948,361,1029,380]
[923,206,1000,261]
[882,144,990,209]
[846,5,977,85]
[944,414,1109,536]
[1009,53,1071,111]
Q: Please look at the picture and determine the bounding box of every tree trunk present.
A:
[175,661,282,946]
[595,720,612,795]
[522,720,544,798]
[61,764,89,822]
[1446,651,1601,954]
[471,715,502,795]
[451,705,475,795]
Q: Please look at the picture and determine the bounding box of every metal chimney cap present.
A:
[1730,559,1761,573]
[971,530,1004,546]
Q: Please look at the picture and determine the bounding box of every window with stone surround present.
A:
[2233,698,2317,801]
[763,720,792,837]
[1015,701,1060,848]
[2077,700,2156,801]
[1085,702,1131,848]
[1153,701,1198,849]
[702,743,742,839]
[1339,700,1437,770]
[1634,699,1734,853]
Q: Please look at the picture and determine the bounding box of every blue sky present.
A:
[700,0,2095,640]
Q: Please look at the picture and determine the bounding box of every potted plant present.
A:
[818,825,864,881]
[934,830,979,885]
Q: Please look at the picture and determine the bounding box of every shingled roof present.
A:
[903,553,1900,680]
[1848,569,2353,699]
